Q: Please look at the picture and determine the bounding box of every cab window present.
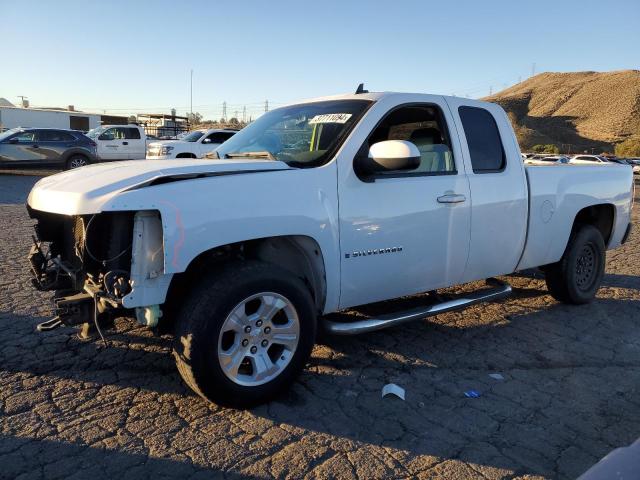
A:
[458,106,505,173]
[100,128,126,140]
[38,130,75,142]
[125,128,141,139]
[363,104,456,176]
[11,131,36,143]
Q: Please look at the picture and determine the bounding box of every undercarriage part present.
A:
[322,278,512,335]
[54,292,94,327]
[36,317,63,332]
[29,238,79,291]
[135,305,163,327]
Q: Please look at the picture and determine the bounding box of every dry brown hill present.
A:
[484,70,640,153]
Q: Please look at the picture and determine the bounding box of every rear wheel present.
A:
[172,261,316,407]
[66,155,89,170]
[544,225,605,304]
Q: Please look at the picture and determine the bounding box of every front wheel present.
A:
[544,225,605,304]
[172,261,316,408]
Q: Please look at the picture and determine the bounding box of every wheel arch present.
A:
[571,203,615,246]
[161,235,328,331]
[175,152,197,158]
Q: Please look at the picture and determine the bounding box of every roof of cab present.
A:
[283,91,495,108]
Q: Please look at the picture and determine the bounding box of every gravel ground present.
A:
[1,174,639,480]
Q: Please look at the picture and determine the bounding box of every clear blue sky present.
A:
[2,0,638,120]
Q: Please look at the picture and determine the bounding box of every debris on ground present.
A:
[488,373,505,380]
[382,383,406,400]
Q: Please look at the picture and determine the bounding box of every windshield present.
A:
[216,99,372,167]
[0,128,20,142]
[182,131,205,142]
[86,127,106,139]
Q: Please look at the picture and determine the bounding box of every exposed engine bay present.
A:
[27,207,161,336]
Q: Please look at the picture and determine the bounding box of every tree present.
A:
[531,144,559,154]
[615,136,640,158]
[187,112,202,125]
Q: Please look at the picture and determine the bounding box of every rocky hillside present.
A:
[484,70,640,153]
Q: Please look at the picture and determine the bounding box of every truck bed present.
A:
[517,163,633,270]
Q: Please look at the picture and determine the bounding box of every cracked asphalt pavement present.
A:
[1,174,639,479]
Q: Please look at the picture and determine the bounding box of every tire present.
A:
[66,155,90,170]
[544,225,605,304]
[172,261,316,408]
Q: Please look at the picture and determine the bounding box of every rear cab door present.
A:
[34,130,76,166]
[444,97,528,282]
[124,127,146,159]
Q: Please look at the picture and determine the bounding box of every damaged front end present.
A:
[27,207,164,335]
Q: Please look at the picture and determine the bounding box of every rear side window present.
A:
[458,106,505,173]
[38,130,75,142]
[125,128,141,139]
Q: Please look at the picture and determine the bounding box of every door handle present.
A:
[437,193,466,204]
[123,141,129,145]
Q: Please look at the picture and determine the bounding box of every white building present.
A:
[0,104,128,132]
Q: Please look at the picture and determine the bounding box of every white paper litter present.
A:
[488,373,505,381]
[381,383,405,400]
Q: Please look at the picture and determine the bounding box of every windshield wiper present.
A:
[224,151,276,161]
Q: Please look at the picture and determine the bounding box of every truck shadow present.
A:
[2,280,640,478]
[0,433,255,479]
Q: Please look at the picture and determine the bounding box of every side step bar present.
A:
[323,278,512,335]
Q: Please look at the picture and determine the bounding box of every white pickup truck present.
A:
[25,90,634,407]
[86,125,148,161]
[146,128,237,159]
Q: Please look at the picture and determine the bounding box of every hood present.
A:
[27,158,289,215]
[148,140,184,147]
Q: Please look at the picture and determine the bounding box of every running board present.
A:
[323,278,512,335]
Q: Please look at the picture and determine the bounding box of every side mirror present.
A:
[202,138,212,144]
[357,140,420,176]
[7,137,19,144]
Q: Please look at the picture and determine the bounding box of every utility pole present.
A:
[234,110,238,120]
[17,95,28,107]
[531,62,536,78]
[264,100,269,112]
[222,101,227,121]
[242,106,246,123]
[190,69,193,118]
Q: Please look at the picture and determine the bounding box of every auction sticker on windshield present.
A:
[309,113,352,124]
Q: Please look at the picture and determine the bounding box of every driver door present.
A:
[0,130,41,165]
[98,127,128,160]
[338,100,471,308]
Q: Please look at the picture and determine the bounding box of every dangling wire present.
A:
[83,215,132,264]
[93,296,108,348]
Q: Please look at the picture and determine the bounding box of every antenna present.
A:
[355,83,368,94]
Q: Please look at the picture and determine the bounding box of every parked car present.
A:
[525,155,570,164]
[624,158,640,174]
[25,91,634,407]
[0,127,97,169]
[146,129,237,159]
[570,154,610,164]
[86,125,148,161]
